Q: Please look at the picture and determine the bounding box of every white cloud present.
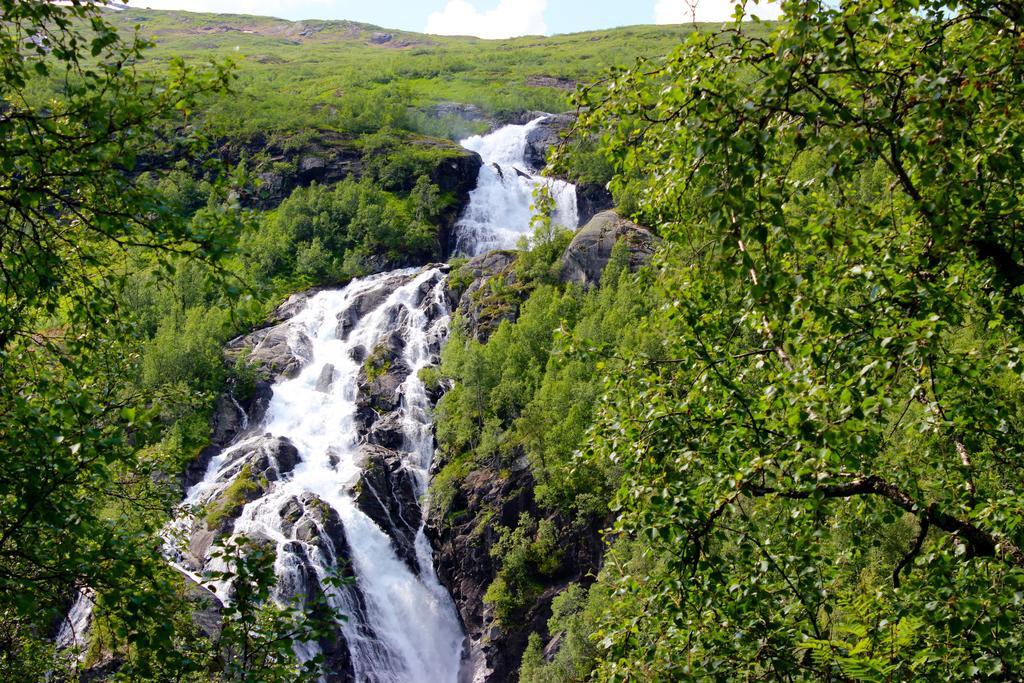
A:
[654,0,782,23]
[425,0,548,39]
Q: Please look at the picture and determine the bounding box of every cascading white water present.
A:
[175,268,465,682]
[454,117,578,255]
[59,116,578,679]
[55,589,92,653]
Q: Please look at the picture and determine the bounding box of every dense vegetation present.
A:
[0,2,685,679]
[5,0,1024,680]
[436,0,1024,679]
[101,10,693,141]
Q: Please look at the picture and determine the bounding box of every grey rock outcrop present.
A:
[523,113,574,172]
[575,182,615,226]
[226,322,312,383]
[184,435,301,567]
[354,445,423,573]
[560,210,659,289]
[445,251,520,342]
[180,572,224,640]
[525,75,577,90]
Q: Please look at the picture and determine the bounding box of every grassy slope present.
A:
[106,9,701,139]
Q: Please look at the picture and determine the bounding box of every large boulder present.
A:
[559,210,659,289]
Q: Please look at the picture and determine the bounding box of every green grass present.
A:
[104,8,715,140]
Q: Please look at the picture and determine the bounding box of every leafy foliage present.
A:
[241,177,440,285]
[542,0,1024,679]
[205,537,343,682]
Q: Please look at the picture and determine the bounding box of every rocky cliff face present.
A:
[425,463,606,683]
[210,131,482,212]
[138,130,482,265]
[426,212,656,682]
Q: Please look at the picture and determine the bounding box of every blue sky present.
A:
[130,0,782,38]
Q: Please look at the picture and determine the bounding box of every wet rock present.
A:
[354,445,422,573]
[315,363,336,393]
[245,380,275,430]
[559,210,659,289]
[209,393,245,446]
[226,322,312,382]
[575,182,615,226]
[269,286,336,325]
[336,271,417,339]
[184,435,302,567]
[367,412,407,450]
[229,435,300,483]
[355,338,413,424]
[523,113,574,172]
[193,383,273,486]
[278,496,305,532]
[498,110,550,127]
[273,493,366,682]
[349,344,367,363]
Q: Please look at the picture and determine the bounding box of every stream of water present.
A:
[59,116,578,683]
[454,116,578,255]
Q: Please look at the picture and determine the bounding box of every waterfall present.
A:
[59,117,578,681]
[55,589,93,653]
[454,116,578,255]
[173,267,466,682]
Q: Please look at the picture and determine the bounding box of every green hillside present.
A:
[106,9,698,139]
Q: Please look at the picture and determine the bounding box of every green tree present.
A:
[0,0,237,674]
[561,0,1024,678]
[206,537,341,682]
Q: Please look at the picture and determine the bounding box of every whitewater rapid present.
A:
[454,116,578,255]
[178,269,465,681]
